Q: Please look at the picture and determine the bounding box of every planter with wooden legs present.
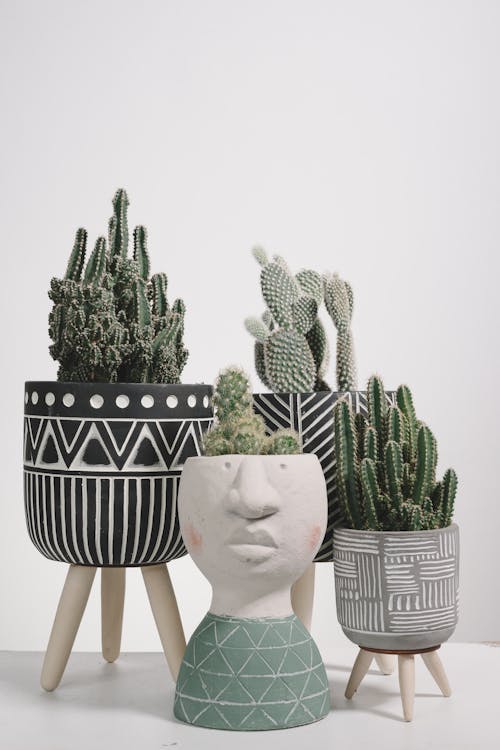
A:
[23,381,212,690]
[334,525,459,721]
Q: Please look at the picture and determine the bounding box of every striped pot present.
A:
[253,390,396,562]
[23,381,213,567]
[333,525,460,651]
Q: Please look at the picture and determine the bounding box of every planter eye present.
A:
[279,462,287,470]
[224,461,232,470]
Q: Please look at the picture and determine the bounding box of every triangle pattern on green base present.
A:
[174,612,330,731]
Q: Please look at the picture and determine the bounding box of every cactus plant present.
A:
[245,247,356,393]
[203,366,302,456]
[48,189,188,383]
[333,375,457,531]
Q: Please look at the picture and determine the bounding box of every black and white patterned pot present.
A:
[23,382,213,567]
[333,525,460,650]
[253,391,396,562]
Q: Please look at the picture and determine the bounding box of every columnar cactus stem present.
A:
[323,273,357,391]
[65,228,87,281]
[333,376,457,531]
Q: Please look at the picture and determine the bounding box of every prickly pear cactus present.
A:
[48,189,188,383]
[245,248,357,393]
[333,375,457,531]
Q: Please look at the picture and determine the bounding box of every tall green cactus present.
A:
[333,375,457,531]
[245,248,356,393]
[203,367,302,456]
[48,189,188,383]
[323,273,357,391]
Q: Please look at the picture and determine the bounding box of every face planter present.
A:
[174,453,330,730]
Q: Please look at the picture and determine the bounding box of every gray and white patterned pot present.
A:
[23,382,213,567]
[333,525,459,650]
[253,390,396,562]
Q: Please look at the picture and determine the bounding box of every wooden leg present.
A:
[41,564,97,691]
[101,567,126,663]
[345,649,373,699]
[374,653,395,675]
[291,562,315,631]
[422,650,452,697]
[398,654,415,721]
[141,563,186,682]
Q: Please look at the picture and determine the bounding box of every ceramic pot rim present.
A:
[334,522,459,535]
[253,388,396,398]
[183,453,320,463]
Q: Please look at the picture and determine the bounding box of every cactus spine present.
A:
[203,367,302,456]
[333,375,457,531]
[246,248,357,393]
[48,189,188,383]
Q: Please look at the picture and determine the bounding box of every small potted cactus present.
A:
[174,367,330,730]
[333,375,459,720]
[24,189,212,690]
[245,249,395,562]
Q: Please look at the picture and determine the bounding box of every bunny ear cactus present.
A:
[333,375,457,531]
[48,189,188,383]
[203,367,302,456]
[246,248,357,393]
[245,250,329,393]
[323,273,357,391]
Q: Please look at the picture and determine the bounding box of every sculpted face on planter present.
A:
[175,454,330,731]
[179,454,327,617]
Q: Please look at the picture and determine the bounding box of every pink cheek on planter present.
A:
[308,525,322,551]
[185,523,203,551]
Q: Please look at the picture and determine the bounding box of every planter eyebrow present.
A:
[253,390,396,562]
[24,381,213,689]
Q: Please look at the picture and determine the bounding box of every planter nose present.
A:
[224,456,281,520]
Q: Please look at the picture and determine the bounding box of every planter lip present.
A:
[183,453,320,463]
[24,381,213,419]
[253,388,396,399]
[334,522,459,536]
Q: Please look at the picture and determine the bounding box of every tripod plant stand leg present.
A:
[421,650,451,697]
[41,564,97,691]
[291,562,315,631]
[374,653,395,675]
[345,649,373,699]
[101,567,126,663]
[141,563,186,681]
[398,654,415,722]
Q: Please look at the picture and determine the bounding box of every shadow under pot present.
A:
[333,525,459,651]
[253,390,396,562]
[23,381,213,567]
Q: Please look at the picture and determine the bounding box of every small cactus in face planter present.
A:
[245,247,356,392]
[334,375,457,531]
[48,189,188,383]
[204,367,302,456]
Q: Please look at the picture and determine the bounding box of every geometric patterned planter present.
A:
[23,381,213,567]
[253,390,396,562]
[174,612,330,730]
[334,524,460,651]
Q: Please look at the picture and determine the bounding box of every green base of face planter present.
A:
[174,612,330,730]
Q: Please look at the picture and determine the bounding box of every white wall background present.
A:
[1,0,499,652]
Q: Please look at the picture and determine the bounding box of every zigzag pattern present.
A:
[23,416,212,473]
[334,526,459,636]
[24,470,186,566]
[253,391,396,561]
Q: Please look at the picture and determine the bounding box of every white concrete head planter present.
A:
[174,452,330,730]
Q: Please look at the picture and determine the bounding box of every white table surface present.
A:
[0,643,497,750]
